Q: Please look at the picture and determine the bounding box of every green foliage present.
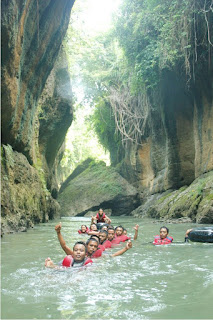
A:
[63,0,212,158]
[115,0,212,90]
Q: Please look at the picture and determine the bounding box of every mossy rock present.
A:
[58,161,139,216]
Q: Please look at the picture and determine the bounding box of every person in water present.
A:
[55,223,103,258]
[87,223,100,236]
[107,225,139,245]
[45,239,133,269]
[90,223,98,231]
[98,230,112,249]
[153,226,173,245]
[78,225,89,234]
[92,208,111,224]
[45,241,93,269]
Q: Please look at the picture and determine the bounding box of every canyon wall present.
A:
[117,67,213,223]
[1,0,75,234]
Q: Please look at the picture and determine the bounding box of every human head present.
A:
[90,223,98,231]
[101,225,108,231]
[73,241,87,261]
[98,208,104,216]
[107,227,115,241]
[160,226,169,239]
[86,238,99,255]
[81,225,87,233]
[115,226,124,236]
[99,230,108,244]
[90,235,100,244]
[123,228,127,235]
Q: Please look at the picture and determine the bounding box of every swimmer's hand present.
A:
[45,257,58,268]
[133,224,139,240]
[126,240,132,250]
[55,223,62,233]
[91,216,97,222]
[134,224,139,231]
[185,229,193,237]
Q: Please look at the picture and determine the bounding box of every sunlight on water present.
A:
[1,217,213,319]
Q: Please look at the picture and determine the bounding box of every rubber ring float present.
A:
[96,222,109,230]
[188,227,213,243]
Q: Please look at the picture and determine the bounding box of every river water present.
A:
[1,217,213,319]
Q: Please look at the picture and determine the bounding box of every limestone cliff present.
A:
[116,61,213,223]
[1,0,74,234]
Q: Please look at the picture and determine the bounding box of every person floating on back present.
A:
[153,226,173,245]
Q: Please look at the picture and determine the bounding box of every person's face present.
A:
[160,228,168,239]
[99,209,104,216]
[81,225,87,233]
[101,226,108,231]
[90,224,97,231]
[73,244,86,261]
[115,227,123,236]
[99,232,107,243]
[123,230,127,235]
[87,240,98,254]
[108,229,115,241]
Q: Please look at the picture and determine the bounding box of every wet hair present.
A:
[81,225,87,228]
[86,237,99,245]
[73,241,87,251]
[99,230,108,236]
[108,226,115,231]
[90,223,97,227]
[115,225,124,231]
[160,226,169,233]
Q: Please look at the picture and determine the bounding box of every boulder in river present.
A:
[58,159,140,216]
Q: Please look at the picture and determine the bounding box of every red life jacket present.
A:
[90,248,103,258]
[96,212,106,223]
[101,239,112,249]
[98,244,105,251]
[78,227,90,234]
[62,255,93,267]
[118,234,131,242]
[110,237,121,245]
[153,235,173,245]
[112,234,131,244]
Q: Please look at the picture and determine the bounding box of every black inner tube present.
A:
[188,227,213,243]
[96,223,109,230]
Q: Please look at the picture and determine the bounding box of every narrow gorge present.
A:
[1,0,213,235]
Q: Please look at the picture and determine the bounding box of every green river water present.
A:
[1,217,213,319]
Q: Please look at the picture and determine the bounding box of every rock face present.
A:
[38,49,73,198]
[58,160,140,216]
[1,145,60,233]
[114,66,213,222]
[131,171,213,224]
[1,0,75,162]
[1,0,74,234]
[118,70,213,195]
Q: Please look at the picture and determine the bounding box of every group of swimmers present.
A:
[45,208,193,269]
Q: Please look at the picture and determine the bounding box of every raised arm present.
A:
[104,216,111,224]
[134,224,139,240]
[87,230,100,236]
[91,216,97,223]
[111,240,132,257]
[55,223,73,256]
